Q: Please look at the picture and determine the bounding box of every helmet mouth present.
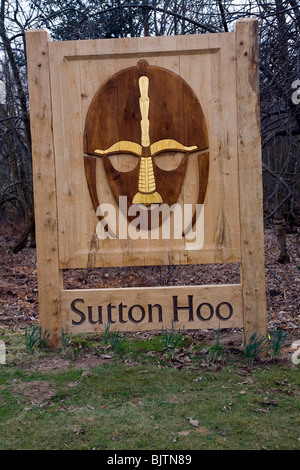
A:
[132,191,163,206]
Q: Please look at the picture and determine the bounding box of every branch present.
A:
[216,0,228,32]
[0,2,31,152]
[37,3,220,34]
[262,162,293,223]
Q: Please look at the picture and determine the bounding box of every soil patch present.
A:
[12,380,56,406]
[1,221,299,358]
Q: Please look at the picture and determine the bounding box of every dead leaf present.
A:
[251,408,270,413]
[187,417,199,427]
[223,402,233,410]
[178,430,190,436]
[67,381,80,388]
[194,426,210,435]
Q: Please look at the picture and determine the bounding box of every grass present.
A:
[270,325,288,360]
[0,327,299,450]
[25,323,49,353]
[161,320,185,359]
[243,332,269,365]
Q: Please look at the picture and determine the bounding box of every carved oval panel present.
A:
[84,59,209,227]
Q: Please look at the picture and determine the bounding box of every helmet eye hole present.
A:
[154,152,185,171]
[107,154,140,173]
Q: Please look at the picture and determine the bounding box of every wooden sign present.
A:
[84,59,209,224]
[26,18,267,348]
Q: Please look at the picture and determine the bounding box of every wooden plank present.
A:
[25,29,62,348]
[48,40,87,268]
[61,284,243,333]
[66,32,225,60]
[47,34,241,269]
[235,19,267,343]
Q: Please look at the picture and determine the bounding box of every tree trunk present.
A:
[277,222,290,264]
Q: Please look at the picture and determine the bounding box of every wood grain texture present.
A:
[27,30,268,348]
[26,29,62,348]
[84,59,209,155]
[84,59,209,215]
[44,33,241,268]
[61,284,243,333]
[235,19,267,342]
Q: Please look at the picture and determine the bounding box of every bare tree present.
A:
[0,0,37,251]
[257,0,300,262]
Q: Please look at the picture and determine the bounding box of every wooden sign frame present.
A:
[26,18,267,348]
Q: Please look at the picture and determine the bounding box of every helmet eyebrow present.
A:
[93,139,198,157]
[94,141,142,156]
[150,139,197,156]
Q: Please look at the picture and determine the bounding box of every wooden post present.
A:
[26,30,62,348]
[235,19,268,343]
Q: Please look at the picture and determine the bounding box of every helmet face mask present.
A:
[84,59,209,229]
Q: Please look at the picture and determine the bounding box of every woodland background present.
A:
[0,1,299,332]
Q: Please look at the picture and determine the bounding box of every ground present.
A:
[0,219,299,360]
[1,221,299,451]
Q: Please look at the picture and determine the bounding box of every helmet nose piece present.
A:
[132,154,163,205]
[132,76,163,206]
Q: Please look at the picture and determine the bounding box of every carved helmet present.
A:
[84,59,209,223]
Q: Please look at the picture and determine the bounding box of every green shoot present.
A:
[243,332,269,365]
[269,325,287,359]
[162,320,184,359]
